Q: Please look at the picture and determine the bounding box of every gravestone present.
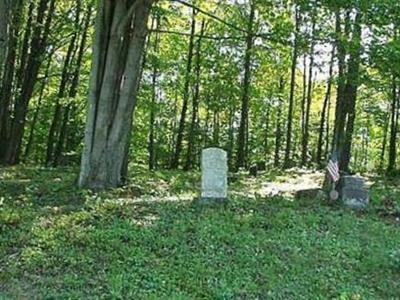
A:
[249,164,258,177]
[338,175,369,209]
[201,148,228,203]
[256,161,266,171]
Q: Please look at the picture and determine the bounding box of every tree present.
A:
[0,0,10,77]
[339,10,363,172]
[170,7,197,169]
[283,4,300,168]
[236,0,255,170]
[316,46,335,166]
[2,0,56,165]
[301,11,316,166]
[79,0,154,189]
[185,20,206,170]
[387,77,399,173]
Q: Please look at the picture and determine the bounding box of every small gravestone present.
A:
[200,148,228,203]
[338,175,369,209]
[256,161,266,171]
[249,164,258,177]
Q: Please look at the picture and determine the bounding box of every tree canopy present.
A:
[0,0,400,187]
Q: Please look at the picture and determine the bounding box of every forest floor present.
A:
[1,165,400,299]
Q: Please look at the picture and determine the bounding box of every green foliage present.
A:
[390,249,400,270]
[1,166,400,298]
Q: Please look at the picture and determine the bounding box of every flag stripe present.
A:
[326,154,340,183]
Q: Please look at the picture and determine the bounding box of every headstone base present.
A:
[199,197,227,204]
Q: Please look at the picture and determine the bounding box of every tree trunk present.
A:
[236,1,255,171]
[15,1,35,93]
[3,0,56,165]
[185,20,205,170]
[331,10,350,162]
[301,16,316,166]
[283,5,300,168]
[46,30,78,165]
[324,89,331,160]
[228,106,235,169]
[0,0,10,77]
[264,104,270,159]
[23,56,52,160]
[79,0,153,190]
[300,55,307,142]
[169,78,179,164]
[387,77,399,174]
[170,9,196,170]
[54,3,93,166]
[316,46,335,166]
[148,16,161,170]
[339,11,362,172]
[170,8,196,169]
[274,77,285,167]
[379,103,390,172]
[212,111,220,146]
[0,0,23,160]
[203,105,210,148]
[121,6,152,179]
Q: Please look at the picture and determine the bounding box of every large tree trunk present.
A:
[283,5,300,168]
[79,0,153,190]
[0,0,10,77]
[339,11,362,172]
[236,1,255,170]
[15,1,35,93]
[0,0,23,159]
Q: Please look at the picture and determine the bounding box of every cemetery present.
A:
[1,0,400,298]
[1,156,400,298]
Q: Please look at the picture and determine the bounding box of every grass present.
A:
[1,165,400,299]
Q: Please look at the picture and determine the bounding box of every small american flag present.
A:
[327,151,340,183]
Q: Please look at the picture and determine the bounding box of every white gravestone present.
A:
[201,148,228,202]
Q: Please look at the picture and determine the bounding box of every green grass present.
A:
[1,165,400,299]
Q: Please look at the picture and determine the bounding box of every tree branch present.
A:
[171,0,273,41]
[172,0,247,34]
[150,28,244,41]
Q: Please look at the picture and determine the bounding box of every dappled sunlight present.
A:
[132,214,159,228]
[230,169,325,199]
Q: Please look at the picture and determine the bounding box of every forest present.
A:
[1,0,400,298]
